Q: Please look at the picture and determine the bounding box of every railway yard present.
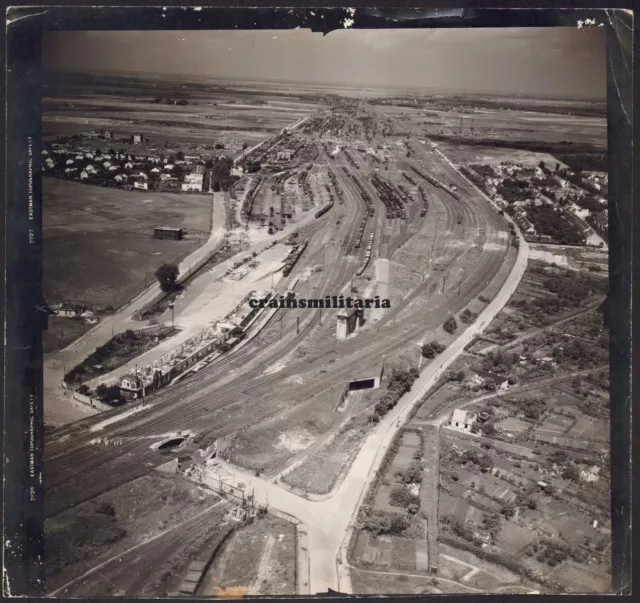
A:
[42,78,610,596]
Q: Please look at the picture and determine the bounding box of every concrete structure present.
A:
[336,308,364,340]
[450,409,477,433]
[154,226,183,241]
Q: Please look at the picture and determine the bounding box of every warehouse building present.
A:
[154,226,183,240]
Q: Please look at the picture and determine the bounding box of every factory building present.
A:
[182,165,205,192]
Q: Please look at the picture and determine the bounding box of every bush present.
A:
[389,486,420,508]
[155,263,180,292]
[396,460,423,484]
[96,501,116,517]
[443,316,457,334]
[460,308,477,325]
[361,510,410,535]
[421,340,446,359]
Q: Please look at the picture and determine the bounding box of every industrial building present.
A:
[182,165,205,192]
[336,307,364,340]
[154,226,183,240]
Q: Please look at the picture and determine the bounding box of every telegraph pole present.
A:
[296,316,300,334]
[442,276,446,293]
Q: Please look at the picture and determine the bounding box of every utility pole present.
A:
[296,316,300,334]
[442,276,446,293]
[169,302,175,328]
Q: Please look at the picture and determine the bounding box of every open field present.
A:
[44,177,211,308]
[199,514,296,596]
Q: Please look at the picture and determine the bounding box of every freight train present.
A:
[282,241,308,277]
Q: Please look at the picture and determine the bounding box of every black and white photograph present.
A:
[4,10,631,598]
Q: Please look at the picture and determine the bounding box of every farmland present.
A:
[43,177,211,309]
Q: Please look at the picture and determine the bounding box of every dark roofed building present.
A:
[154,226,183,240]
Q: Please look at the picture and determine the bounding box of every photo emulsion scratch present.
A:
[3,9,631,599]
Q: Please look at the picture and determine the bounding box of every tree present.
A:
[155,263,179,292]
[176,151,185,161]
[443,316,457,334]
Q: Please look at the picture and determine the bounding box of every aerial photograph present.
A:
[41,26,610,596]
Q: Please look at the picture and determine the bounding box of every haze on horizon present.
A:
[43,27,606,100]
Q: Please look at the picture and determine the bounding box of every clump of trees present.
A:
[372,368,420,422]
[421,340,446,359]
[95,383,124,405]
[526,205,585,245]
[460,449,492,473]
[155,263,179,292]
[359,509,410,536]
[443,316,457,334]
[389,486,420,510]
[396,460,423,484]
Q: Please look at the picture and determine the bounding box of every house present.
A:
[124,162,134,170]
[45,158,54,169]
[103,161,111,169]
[108,166,117,171]
[132,132,144,144]
[473,371,510,391]
[164,164,174,171]
[450,409,477,433]
[114,174,126,183]
[85,164,96,173]
[119,374,145,399]
[150,167,161,174]
[134,173,149,190]
[103,129,113,139]
[80,170,89,180]
[66,158,75,165]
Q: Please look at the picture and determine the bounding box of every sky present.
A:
[42,27,606,99]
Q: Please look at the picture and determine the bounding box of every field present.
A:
[43,72,319,151]
[199,514,296,595]
[43,177,211,308]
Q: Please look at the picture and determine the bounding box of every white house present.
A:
[450,409,477,433]
[85,164,96,173]
[103,161,112,169]
[45,158,54,169]
[65,158,74,165]
[80,170,89,180]
[132,132,143,144]
[134,173,149,190]
[64,167,77,174]
[108,165,117,171]
[164,164,174,170]
[150,167,161,174]
[124,162,134,170]
[473,371,510,391]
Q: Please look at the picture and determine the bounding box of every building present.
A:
[182,165,205,192]
[276,149,294,162]
[336,307,364,340]
[119,374,146,400]
[53,302,93,318]
[134,173,149,190]
[132,132,144,144]
[472,371,510,391]
[154,226,183,241]
[450,409,477,433]
[103,129,113,139]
